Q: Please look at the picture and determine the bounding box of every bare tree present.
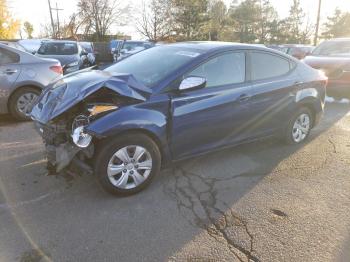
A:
[77,0,130,41]
[137,0,172,41]
[60,13,87,39]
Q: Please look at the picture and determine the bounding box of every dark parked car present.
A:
[79,42,96,67]
[280,44,314,60]
[31,42,327,195]
[112,40,155,62]
[36,40,88,74]
[303,38,350,99]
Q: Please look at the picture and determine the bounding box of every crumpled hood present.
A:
[31,69,152,124]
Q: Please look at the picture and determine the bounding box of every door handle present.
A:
[239,94,250,102]
[294,81,303,86]
[3,69,18,75]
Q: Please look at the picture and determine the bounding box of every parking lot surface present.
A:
[1,101,350,262]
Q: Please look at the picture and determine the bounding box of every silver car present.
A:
[0,43,62,120]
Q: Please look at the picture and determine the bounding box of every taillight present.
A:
[50,65,63,75]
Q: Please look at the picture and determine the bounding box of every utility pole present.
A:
[47,0,55,38]
[52,3,63,39]
[314,0,322,46]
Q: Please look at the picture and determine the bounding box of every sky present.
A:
[7,0,350,39]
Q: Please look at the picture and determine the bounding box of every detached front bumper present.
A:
[33,121,94,175]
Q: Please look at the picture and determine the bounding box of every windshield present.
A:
[312,41,350,56]
[105,45,203,87]
[37,42,78,55]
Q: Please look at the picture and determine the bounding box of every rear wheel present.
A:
[8,87,40,121]
[94,134,161,196]
[285,107,313,145]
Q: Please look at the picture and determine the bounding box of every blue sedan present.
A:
[31,42,327,195]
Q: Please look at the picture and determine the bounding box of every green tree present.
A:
[204,0,228,41]
[23,21,34,39]
[257,0,278,43]
[322,8,350,39]
[170,0,209,41]
[228,0,278,44]
[0,0,20,39]
[229,0,260,43]
[281,0,312,44]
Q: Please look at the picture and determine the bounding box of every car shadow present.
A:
[0,114,18,127]
[0,101,349,261]
[153,101,350,260]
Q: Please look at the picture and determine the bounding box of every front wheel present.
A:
[285,107,313,145]
[94,134,161,196]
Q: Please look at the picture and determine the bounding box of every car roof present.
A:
[332,38,350,41]
[323,38,350,43]
[125,40,151,43]
[281,44,314,47]
[167,41,272,53]
[44,40,77,44]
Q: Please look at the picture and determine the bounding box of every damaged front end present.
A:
[35,113,96,175]
[31,70,151,175]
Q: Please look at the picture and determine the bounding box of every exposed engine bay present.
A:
[35,88,124,175]
[31,72,151,175]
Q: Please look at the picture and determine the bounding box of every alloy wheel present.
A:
[16,92,38,116]
[292,113,310,143]
[107,145,153,189]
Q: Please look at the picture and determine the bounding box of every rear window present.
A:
[0,48,20,65]
[37,42,78,55]
[250,52,291,81]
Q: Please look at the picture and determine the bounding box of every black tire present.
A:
[94,133,161,196]
[284,107,313,145]
[8,87,41,121]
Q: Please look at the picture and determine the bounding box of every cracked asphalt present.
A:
[1,101,350,262]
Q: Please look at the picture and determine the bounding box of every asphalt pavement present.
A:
[0,100,350,262]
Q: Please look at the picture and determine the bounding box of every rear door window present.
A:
[250,52,291,81]
[0,48,20,65]
[38,42,78,55]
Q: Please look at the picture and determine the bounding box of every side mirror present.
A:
[179,76,206,91]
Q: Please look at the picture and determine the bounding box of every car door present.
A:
[247,51,300,138]
[0,47,21,98]
[170,51,252,160]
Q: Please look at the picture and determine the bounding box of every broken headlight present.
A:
[71,115,92,148]
[88,104,118,117]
